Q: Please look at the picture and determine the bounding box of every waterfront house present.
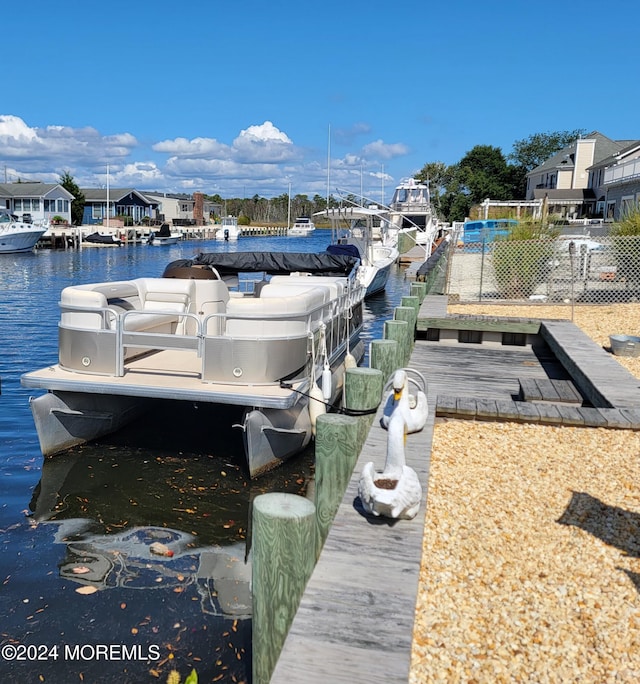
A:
[525,131,638,220]
[81,188,159,227]
[589,140,640,220]
[0,182,74,224]
[142,192,221,226]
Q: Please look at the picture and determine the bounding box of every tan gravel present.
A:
[410,303,640,683]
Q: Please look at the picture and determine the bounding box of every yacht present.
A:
[288,217,316,237]
[0,208,47,253]
[319,205,399,298]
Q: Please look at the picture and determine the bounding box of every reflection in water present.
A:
[26,444,314,681]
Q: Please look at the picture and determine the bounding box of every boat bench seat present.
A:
[225,287,328,337]
[60,278,196,334]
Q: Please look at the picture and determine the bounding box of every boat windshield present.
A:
[0,211,13,224]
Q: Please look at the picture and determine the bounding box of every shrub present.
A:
[611,207,640,283]
[491,220,559,299]
[238,215,251,226]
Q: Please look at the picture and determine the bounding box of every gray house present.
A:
[588,140,640,220]
[525,132,638,220]
[0,182,74,224]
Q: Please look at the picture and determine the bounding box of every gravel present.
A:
[410,303,640,683]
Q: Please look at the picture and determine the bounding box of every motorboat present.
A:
[147,223,181,246]
[389,177,439,250]
[21,250,366,478]
[318,205,399,298]
[288,217,316,237]
[0,207,47,253]
[215,215,242,241]
[83,231,122,247]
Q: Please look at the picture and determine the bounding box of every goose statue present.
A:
[380,368,428,433]
[357,401,423,520]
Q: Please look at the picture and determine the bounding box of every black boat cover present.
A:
[163,251,359,278]
[84,232,120,245]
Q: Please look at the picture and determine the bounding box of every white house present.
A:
[0,182,74,224]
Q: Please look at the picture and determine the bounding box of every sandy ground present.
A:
[410,303,640,683]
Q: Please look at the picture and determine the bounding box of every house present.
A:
[142,192,221,225]
[81,188,159,226]
[525,131,638,220]
[0,182,74,224]
[590,140,640,220]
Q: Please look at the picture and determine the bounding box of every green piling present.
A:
[252,492,317,684]
[343,366,384,453]
[384,319,410,366]
[369,338,399,384]
[410,281,427,303]
[314,412,360,553]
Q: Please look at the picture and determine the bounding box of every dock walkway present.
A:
[271,294,640,683]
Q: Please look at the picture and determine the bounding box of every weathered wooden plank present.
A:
[550,378,582,404]
[519,378,544,401]
[515,401,542,423]
[534,402,564,425]
[416,315,541,335]
[555,404,586,426]
[541,320,640,410]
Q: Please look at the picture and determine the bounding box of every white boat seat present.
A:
[225,288,327,337]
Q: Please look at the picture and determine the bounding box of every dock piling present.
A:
[252,492,317,684]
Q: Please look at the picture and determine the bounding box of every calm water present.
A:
[0,231,410,683]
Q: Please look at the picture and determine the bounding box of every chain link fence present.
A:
[445,227,640,305]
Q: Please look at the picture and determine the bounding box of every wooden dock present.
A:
[271,294,640,683]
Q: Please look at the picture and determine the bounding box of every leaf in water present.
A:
[75,586,98,595]
[185,670,199,684]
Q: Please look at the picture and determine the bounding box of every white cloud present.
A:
[232,121,297,163]
[0,115,412,196]
[152,136,230,158]
[362,139,409,160]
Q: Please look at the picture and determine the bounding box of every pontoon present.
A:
[21,251,365,477]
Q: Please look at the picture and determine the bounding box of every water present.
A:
[0,232,411,683]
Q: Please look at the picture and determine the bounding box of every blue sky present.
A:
[2,0,639,203]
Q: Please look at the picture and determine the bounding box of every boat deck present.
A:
[271,295,640,683]
[21,349,303,409]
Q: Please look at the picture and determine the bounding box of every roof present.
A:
[0,182,74,199]
[82,188,157,205]
[527,132,628,177]
[589,139,640,170]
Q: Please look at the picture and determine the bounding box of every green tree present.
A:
[59,171,85,226]
[509,129,587,173]
[508,129,587,197]
[415,161,447,215]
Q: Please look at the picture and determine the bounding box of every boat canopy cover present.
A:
[164,251,359,277]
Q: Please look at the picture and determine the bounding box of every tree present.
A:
[507,129,587,199]
[509,129,587,173]
[59,171,85,226]
[415,161,447,215]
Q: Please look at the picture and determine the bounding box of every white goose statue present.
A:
[358,368,428,520]
[380,368,428,433]
[358,409,423,520]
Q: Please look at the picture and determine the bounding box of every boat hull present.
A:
[0,229,46,253]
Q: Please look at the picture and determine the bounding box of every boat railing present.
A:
[115,310,203,376]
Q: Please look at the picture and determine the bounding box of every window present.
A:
[44,199,56,213]
[56,199,69,213]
